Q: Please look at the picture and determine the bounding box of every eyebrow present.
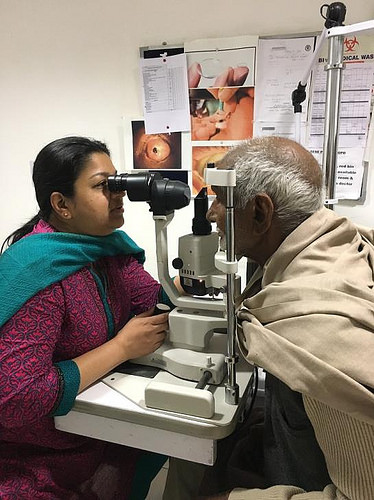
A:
[89,170,117,179]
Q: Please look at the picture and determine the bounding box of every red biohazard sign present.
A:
[344,36,359,52]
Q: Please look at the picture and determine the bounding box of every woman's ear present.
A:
[252,194,274,235]
[50,192,72,220]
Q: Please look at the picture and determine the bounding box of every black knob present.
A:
[172,257,183,269]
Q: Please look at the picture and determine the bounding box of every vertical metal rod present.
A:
[224,186,239,404]
[322,33,345,207]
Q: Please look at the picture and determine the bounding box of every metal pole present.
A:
[322,34,345,207]
[224,185,239,404]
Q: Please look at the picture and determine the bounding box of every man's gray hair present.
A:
[217,137,324,236]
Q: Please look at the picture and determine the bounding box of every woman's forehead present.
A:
[80,153,115,176]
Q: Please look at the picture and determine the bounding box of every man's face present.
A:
[206,196,226,249]
[207,192,254,261]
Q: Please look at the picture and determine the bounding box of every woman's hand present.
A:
[74,308,168,392]
[115,310,168,359]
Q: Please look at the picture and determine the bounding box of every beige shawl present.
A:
[230,207,374,500]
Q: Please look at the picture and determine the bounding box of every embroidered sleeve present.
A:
[0,283,79,427]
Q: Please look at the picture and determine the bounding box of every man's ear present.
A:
[252,194,274,235]
[50,192,72,220]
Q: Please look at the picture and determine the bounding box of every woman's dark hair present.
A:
[1,136,110,251]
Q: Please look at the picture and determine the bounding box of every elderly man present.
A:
[205,136,374,500]
[164,136,374,500]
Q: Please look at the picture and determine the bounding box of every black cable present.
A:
[195,370,212,389]
[237,365,259,424]
[245,365,259,418]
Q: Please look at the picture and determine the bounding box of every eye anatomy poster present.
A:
[185,35,257,195]
[131,120,182,170]
[123,117,189,186]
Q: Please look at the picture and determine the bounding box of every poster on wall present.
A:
[189,87,255,142]
[139,50,191,135]
[191,145,230,195]
[130,120,182,170]
[185,35,258,195]
[122,117,190,186]
[254,36,316,144]
[308,34,374,200]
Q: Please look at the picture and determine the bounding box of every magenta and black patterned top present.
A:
[0,220,161,498]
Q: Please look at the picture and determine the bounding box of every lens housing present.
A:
[107,172,191,215]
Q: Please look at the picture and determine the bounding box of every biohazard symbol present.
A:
[344,36,359,52]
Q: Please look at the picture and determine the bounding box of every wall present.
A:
[1,0,373,277]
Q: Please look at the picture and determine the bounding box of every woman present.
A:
[0,136,172,499]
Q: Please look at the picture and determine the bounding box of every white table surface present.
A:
[55,361,253,465]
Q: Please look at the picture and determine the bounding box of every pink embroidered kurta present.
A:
[0,220,161,499]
